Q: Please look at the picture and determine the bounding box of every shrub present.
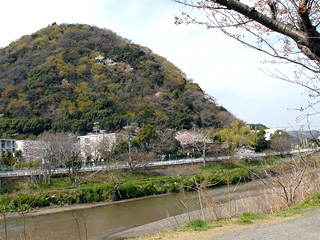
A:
[15,194,50,209]
[81,187,102,202]
[118,183,140,199]
[138,183,156,196]
[17,195,36,206]
[167,183,179,193]
[227,168,249,184]
[36,194,51,207]
[0,195,14,212]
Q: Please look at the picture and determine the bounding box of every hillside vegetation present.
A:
[0,23,233,138]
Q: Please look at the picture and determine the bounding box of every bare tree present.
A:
[38,133,61,184]
[16,199,41,240]
[0,196,13,240]
[174,0,320,114]
[97,137,114,162]
[256,154,309,207]
[154,128,181,159]
[38,132,81,184]
[68,208,91,240]
[270,131,293,156]
[62,134,82,185]
[216,111,236,128]
[179,174,223,221]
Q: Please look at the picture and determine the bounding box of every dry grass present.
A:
[132,152,320,240]
[132,213,303,240]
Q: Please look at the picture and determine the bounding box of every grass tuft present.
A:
[236,212,267,224]
[186,219,208,231]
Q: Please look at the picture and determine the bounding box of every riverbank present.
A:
[121,192,320,240]
[1,168,320,240]
[129,208,320,240]
[1,153,319,240]
[0,173,263,220]
[0,159,271,213]
[0,192,173,220]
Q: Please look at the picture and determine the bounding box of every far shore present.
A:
[1,176,263,221]
[0,192,173,220]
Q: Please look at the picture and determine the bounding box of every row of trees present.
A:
[0,117,52,138]
[176,119,294,165]
[3,119,297,184]
[96,125,181,165]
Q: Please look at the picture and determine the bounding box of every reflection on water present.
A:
[0,181,260,240]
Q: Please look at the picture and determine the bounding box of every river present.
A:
[0,180,261,240]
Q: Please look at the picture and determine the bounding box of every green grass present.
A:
[186,219,209,231]
[236,212,267,224]
[278,192,320,217]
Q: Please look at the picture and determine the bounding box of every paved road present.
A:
[211,210,320,240]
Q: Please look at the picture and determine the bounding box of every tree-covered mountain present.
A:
[0,23,234,138]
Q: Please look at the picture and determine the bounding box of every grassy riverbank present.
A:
[0,154,315,213]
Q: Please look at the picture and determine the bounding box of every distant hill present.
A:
[0,23,234,138]
[287,130,320,143]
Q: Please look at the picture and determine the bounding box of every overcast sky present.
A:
[1,0,318,130]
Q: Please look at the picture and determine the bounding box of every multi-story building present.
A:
[1,131,132,162]
[0,139,16,158]
[78,132,131,161]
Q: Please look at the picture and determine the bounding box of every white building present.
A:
[1,131,133,162]
[264,128,286,141]
[78,132,130,160]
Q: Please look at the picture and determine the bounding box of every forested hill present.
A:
[0,23,233,138]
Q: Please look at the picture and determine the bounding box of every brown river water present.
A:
[0,180,261,240]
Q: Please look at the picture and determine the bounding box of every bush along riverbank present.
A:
[0,158,278,212]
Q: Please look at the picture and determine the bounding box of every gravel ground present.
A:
[211,209,320,240]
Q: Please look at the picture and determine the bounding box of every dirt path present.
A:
[210,209,320,240]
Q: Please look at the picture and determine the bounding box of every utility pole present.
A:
[300,125,305,149]
[124,123,132,169]
[93,122,100,162]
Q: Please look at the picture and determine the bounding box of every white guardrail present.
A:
[0,148,318,178]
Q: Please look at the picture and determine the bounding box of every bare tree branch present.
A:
[174,0,320,114]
